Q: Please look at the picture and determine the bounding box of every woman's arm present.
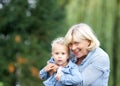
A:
[81,54,110,85]
[47,58,59,75]
[40,68,49,80]
[40,63,57,80]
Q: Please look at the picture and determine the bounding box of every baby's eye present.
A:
[55,52,59,55]
[62,52,65,55]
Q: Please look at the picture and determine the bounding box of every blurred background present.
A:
[0,0,119,86]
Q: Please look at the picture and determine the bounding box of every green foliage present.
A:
[0,0,65,86]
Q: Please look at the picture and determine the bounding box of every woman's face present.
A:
[69,39,90,58]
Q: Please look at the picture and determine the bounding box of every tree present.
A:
[0,0,65,86]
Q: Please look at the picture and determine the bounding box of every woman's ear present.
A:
[87,40,91,47]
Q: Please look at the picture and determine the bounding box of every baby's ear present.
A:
[51,52,54,56]
[67,54,70,59]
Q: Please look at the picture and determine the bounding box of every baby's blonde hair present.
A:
[51,37,66,47]
[51,37,69,53]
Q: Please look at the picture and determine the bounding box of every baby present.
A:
[40,37,81,86]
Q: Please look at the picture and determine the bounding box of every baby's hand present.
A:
[55,67,63,81]
[55,73,61,80]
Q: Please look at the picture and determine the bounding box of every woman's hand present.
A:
[45,63,58,75]
[44,63,54,72]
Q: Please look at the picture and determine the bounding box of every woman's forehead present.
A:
[69,36,81,43]
[73,34,84,41]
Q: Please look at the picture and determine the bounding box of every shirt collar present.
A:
[80,48,97,65]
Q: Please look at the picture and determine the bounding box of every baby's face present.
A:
[52,45,69,67]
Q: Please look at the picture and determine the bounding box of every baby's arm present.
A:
[58,65,82,85]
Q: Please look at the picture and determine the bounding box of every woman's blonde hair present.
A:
[65,23,100,51]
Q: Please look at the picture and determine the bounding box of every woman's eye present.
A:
[62,53,65,55]
[69,43,72,47]
[75,42,79,45]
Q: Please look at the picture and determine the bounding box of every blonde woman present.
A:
[64,23,110,86]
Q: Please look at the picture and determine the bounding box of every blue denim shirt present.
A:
[40,60,82,86]
[71,47,110,86]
